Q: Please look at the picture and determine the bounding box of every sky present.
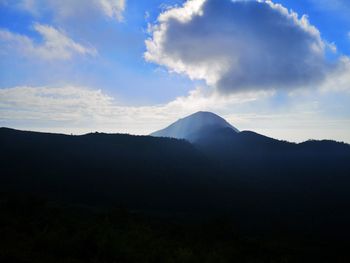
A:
[0,0,350,143]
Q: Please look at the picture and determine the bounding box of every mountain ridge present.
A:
[1,118,350,241]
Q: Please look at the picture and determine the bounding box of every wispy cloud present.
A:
[11,0,126,22]
[99,0,126,21]
[0,23,97,60]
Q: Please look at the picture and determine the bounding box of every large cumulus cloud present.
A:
[145,0,334,93]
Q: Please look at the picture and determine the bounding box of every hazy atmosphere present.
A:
[1,0,350,142]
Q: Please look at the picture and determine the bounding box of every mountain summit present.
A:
[150,111,238,142]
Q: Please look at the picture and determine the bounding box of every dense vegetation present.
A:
[1,193,348,263]
[1,127,350,262]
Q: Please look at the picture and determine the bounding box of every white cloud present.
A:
[13,0,126,22]
[0,23,97,60]
[0,86,113,121]
[145,0,335,93]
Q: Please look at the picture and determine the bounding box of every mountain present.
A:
[150,111,239,142]
[150,111,296,155]
[151,112,350,169]
[1,116,350,241]
[150,113,350,239]
[2,116,350,261]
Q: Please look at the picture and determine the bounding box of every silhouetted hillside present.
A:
[0,127,220,213]
[1,124,350,249]
[151,113,350,240]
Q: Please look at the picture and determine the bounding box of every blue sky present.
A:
[0,0,350,142]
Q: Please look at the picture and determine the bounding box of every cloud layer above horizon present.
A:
[145,0,339,93]
[1,84,349,143]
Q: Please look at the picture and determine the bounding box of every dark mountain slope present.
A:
[1,124,350,240]
[2,113,350,261]
[0,127,220,212]
[151,113,350,239]
[152,113,350,179]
